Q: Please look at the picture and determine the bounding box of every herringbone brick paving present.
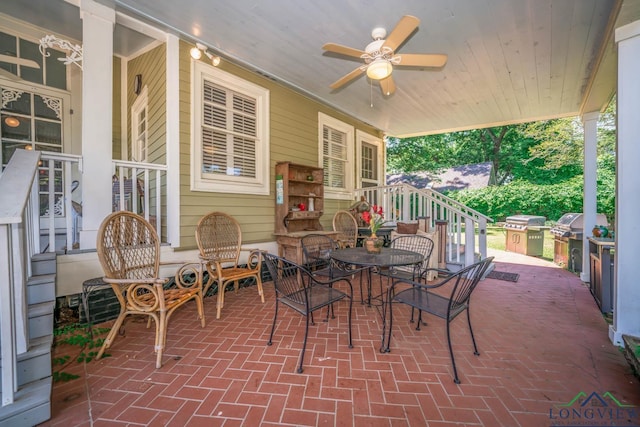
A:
[42,249,640,426]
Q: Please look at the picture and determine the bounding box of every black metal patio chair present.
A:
[263,253,354,373]
[301,233,367,303]
[386,256,494,383]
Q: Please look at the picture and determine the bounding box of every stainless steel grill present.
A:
[504,215,546,256]
[551,212,608,272]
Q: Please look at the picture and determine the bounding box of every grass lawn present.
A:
[484,225,554,261]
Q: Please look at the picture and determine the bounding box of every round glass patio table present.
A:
[331,247,422,352]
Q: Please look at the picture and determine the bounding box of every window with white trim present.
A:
[318,113,354,200]
[131,86,148,162]
[356,130,384,188]
[191,61,270,194]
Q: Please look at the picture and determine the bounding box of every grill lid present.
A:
[505,215,546,226]
[504,215,546,231]
[553,213,608,231]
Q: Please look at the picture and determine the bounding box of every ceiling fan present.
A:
[322,15,447,96]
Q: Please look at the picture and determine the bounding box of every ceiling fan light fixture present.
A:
[367,58,392,80]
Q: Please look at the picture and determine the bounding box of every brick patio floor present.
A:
[41,249,640,426]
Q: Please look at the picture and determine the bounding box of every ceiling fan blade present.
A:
[397,53,448,68]
[322,43,365,58]
[383,15,420,52]
[329,67,365,89]
[379,75,396,96]
[0,54,40,69]
[0,68,21,81]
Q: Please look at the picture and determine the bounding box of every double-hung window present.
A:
[192,61,269,194]
[318,113,354,199]
[356,130,384,188]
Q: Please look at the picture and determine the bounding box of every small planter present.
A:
[364,235,384,254]
[622,334,640,380]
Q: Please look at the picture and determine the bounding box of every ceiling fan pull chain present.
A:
[370,79,374,108]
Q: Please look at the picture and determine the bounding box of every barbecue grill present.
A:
[550,212,608,272]
[504,215,546,256]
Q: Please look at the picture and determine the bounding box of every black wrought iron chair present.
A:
[378,234,437,322]
[263,253,354,373]
[386,256,494,383]
[379,234,436,281]
[301,233,367,303]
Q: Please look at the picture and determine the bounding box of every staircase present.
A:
[355,183,493,269]
[0,253,55,427]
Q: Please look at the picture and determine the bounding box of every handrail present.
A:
[354,183,492,267]
[0,149,40,406]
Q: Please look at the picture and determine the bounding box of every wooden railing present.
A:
[354,183,493,267]
[0,149,40,406]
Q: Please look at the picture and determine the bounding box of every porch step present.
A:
[27,274,56,305]
[28,302,55,340]
[17,336,53,387]
[31,252,56,276]
[0,336,53,388]
[0,377,51,427]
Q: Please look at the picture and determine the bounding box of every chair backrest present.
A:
[389,234,435,277]
[263,253,310,305]
[196,212,242,263]
[300,234,339,270]
[96,211,160,280]
[333,210,358,248]
[447,256,494,319]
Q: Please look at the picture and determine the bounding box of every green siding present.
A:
[127,45,168,239]
[177,40,382,248]
[112,56,121,160]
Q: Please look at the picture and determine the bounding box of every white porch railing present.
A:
[39,151,82,254]
[0,149,40,406]
[112,159,167,237]
[355,183,493,267]
[33,155,168,253]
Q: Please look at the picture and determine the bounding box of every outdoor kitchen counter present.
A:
[587,237,615,313]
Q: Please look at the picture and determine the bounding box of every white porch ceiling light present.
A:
[366,58,392,80]
[191,43,220,66]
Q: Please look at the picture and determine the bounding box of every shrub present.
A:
[447,174,615,223]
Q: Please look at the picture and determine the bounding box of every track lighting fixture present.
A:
[190,43,221,66]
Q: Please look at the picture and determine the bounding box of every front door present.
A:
[1,79,72,233]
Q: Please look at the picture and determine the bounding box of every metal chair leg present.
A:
[267,299,279,346]
[467,309,480,356]
[446,320,460,384]
[298,313,311,373]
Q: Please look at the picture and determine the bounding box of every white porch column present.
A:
[580,111,599,282]
[166,34,180,247]
[78,0,115,249]
[610,20,640,345]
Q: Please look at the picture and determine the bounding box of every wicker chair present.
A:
[263,253,353,373]
[95,211,205,368]
[386,256,494,383]
[332,210,359,249]
[195,212,264,319]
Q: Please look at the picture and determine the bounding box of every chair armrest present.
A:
[303,269,354,295]
[102,277,167,285]
[174,262,204,290]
